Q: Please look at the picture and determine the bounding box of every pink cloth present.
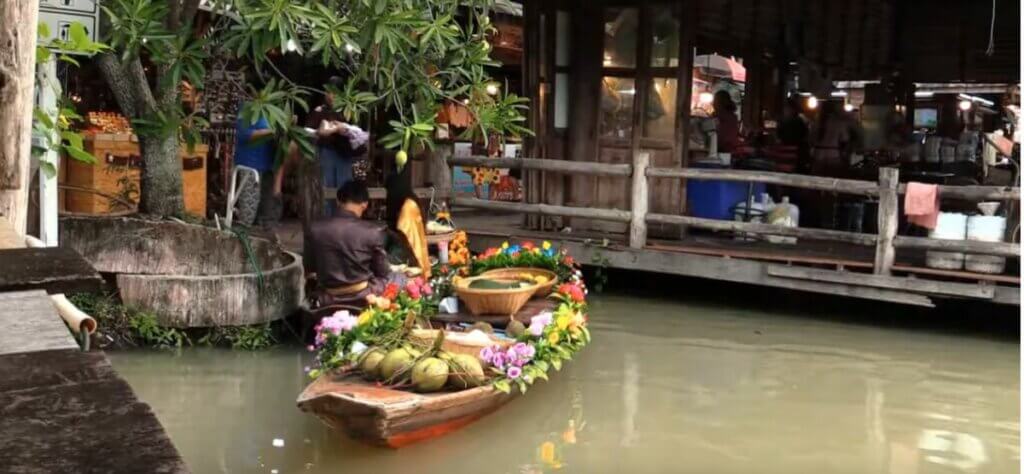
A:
[904,182,939,229]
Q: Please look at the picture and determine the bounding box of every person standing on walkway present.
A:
[233,104,281,227]
[306,77,369,216]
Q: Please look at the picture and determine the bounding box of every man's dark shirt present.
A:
[306,209,389,288]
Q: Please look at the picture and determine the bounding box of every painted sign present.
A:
[39,0,100,45]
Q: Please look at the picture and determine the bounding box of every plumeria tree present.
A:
[99,0,522,217]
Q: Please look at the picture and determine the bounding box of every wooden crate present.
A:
[62,134,208,217]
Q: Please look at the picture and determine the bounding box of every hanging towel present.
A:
[904,182,940,229]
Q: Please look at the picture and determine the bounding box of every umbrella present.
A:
[694,54,746,82]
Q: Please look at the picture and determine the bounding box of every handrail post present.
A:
[629,152,650,249]
[874,167,900,275]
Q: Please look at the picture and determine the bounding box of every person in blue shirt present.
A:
[233,106,280,227]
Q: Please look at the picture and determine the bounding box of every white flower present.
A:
[351,341,368,355]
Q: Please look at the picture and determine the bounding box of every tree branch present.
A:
[181,0,202,28]
[96,53,139,118]
[125,57,159,115]
[167,0,181,31]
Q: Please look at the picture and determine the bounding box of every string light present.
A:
[286,39,298,52]
[806,96,819,110]
[485,83,499,96]
[958,99,972,111]
[843,103,854,112]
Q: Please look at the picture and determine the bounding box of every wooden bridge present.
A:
[441,154,1020,308]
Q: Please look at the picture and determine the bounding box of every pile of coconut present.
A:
[354,328,499,392]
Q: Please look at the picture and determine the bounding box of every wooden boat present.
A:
[297,370,517,448]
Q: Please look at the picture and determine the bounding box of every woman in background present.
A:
[385,156,431,278]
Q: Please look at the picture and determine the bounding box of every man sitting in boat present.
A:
[306,181,406,307]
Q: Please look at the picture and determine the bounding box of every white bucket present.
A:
[926,212,967,270]
[965,215,1007,274]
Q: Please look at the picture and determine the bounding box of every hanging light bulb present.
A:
[285,39,298,52]
[698,92,714,105]
[843,103,854,112]
[485,83,500,96]
[958,99,973,111]
[806,96,819,110]
[344,43,356,53]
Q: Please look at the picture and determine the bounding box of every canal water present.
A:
[109,289,1019,473]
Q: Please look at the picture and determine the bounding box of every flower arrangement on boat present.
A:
[478,281,590,394]
[307,239,590,397]
[471,240,584,285]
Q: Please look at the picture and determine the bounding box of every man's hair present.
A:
[337,180,370,204]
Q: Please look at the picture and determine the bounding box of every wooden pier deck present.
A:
[0,220,188,473]
[455,211,1020,307]
[0,290,189,473]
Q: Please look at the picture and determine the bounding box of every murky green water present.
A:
[109,293,1019,473]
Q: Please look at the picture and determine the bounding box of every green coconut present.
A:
[448,354,486,388]
[470,321,494,334]
[506,320,527,338]
[358,348,387,380]
[411,357,450,392]
[379,348,415,381]
[437,351,454,362]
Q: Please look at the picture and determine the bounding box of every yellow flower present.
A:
[542,241,552,250]
[571,311,585,329]
[532,248,541,254]
[539,441,556,464]
[556,315,570,330]
[548,331,560,345]
[501,241,509,249]
[357,310,374,326]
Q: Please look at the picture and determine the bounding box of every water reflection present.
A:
[109,294,1019,473]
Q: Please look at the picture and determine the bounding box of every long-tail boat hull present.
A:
[297,371,517,448]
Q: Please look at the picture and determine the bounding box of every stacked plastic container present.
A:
[926,213,968,269]
[965,203,1007,274]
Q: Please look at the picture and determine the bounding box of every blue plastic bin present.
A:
[686,161,766,220]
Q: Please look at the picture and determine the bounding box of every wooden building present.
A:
[445,0,1021,307]
[516,0,1020,233]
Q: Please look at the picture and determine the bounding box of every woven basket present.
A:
[408,329,512,360]
[454,276,538,317]
[480,267,558,298]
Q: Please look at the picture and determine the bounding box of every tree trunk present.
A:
[139,134,185,216]
[0,0,39,237]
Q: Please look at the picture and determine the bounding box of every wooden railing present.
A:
[446,154,1020,276]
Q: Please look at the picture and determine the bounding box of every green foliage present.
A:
[33,22,108,176]
[68,292,281,351]
[223,324,276,350]
[129,311,190,349]
[462,86,534,147]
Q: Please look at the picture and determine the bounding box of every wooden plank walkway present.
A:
[0,247,104,294]
[0,290,189,473]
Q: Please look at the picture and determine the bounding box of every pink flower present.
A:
[491,352,507,370]
[506,366,522,379]
[480,346,495,362]
[306,345,315,352]
[406,281,422,299]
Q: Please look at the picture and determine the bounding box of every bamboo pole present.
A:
[448,156,633,177]
[646,213,879,246]
[452,197,632,223]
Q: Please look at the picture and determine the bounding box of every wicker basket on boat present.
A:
[408,329,513,359]
[479,267,558,298]
[453,276,538,317]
